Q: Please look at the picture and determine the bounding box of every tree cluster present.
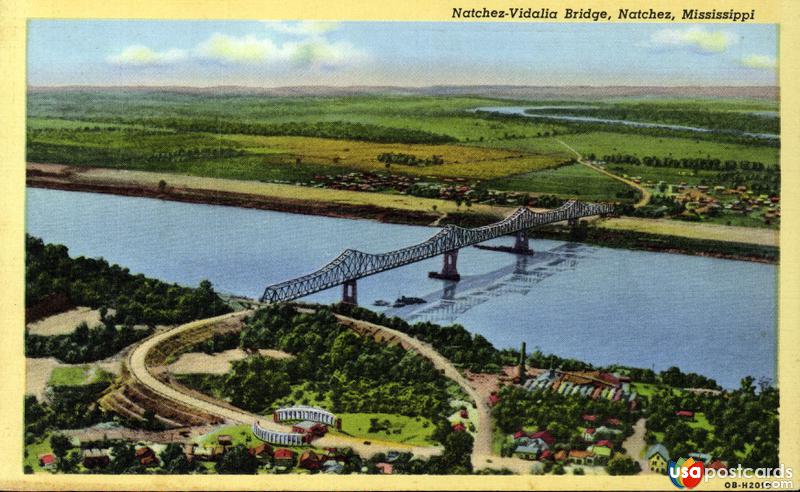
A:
[26,235,231,326]
[331,304,516,372]
[140,118,457,144]
[180,305,452,421]
[377,152,445,167]
[645,376,778,468]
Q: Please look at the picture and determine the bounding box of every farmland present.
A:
[487,163,632,202]
[26,89,781,232]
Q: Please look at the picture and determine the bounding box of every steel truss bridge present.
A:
[260,200,613,304]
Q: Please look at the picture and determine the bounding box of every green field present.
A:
[487,163,632,201]
[335,412,436,446]
[27,90,781,213]
[559,132,779,167]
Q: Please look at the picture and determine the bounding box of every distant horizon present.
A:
[26,83,779,101]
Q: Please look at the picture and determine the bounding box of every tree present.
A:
[110,442,140,473]
[553,463,565,475]
[50,433,72,470]
[607,455,641,475]
[159,443,193,474]
[215,445,258,474]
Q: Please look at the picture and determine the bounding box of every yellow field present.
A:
[598,216,778,247]
[78,166,510,217]
[227,135,569,180]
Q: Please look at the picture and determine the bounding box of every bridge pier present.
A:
[513,230,534,255]
[428,250,461,281]
[341,279,358,305]
[568,217,579,227]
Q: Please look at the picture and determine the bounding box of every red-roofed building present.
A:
[539,450,553,461]
[38,453,57,469]
[452,422,467,432]
[676,410,695,418]
[513,430,527,440]
[582,414,597,423]
[599,373,621,386]
[488,393,501,407]
[273,448,296,467]
[248,443,272,457]
[595,440,613,449]
[299,450,324,470]
[376,462,393,474]
[605,418,622,427]
[583,428,596,441]
[531,430,555,447]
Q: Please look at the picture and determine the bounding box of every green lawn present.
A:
[335,412,436,446]
[631,382,684,399]
[24,434,54,473]
[687,412,714,433]
[48,365,113,387]
[559,132,779,167]
[487,163,632,201]
[196,423,256,447]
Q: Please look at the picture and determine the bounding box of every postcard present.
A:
[1,0,798,490]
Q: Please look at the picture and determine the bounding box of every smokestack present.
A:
[518,341,527,384]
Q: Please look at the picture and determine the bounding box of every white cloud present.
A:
[649,27,737,54]
[263,21,340,37]
[739,54,777,69]
[195,33,365,67]
[195,34,278,64]
[108,45,187,66]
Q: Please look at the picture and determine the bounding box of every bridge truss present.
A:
[260,200,613,303]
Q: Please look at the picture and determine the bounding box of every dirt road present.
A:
[623,418,650,474]
[556,139,652,209]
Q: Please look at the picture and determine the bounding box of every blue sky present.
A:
[27,21,778,87]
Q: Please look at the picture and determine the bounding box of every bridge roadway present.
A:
[261,200,613,303]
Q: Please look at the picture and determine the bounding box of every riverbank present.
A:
[27,163,778,263]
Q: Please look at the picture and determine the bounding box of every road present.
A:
[126,310,441,459]
[126,307,543,470]
[556,138,652,209]
[622,417,650,474]
[332,314,496,470]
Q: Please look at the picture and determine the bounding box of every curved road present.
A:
[127,308,540,470]
[556,138,651,209]
[126,311,440,458]
[332,314,494,470]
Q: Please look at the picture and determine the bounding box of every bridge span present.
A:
[261,200,613,304]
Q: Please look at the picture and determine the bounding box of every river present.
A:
[472,106,780,140]
[26,187,777,389]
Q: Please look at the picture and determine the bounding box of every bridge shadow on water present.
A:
[383,242,596,325]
